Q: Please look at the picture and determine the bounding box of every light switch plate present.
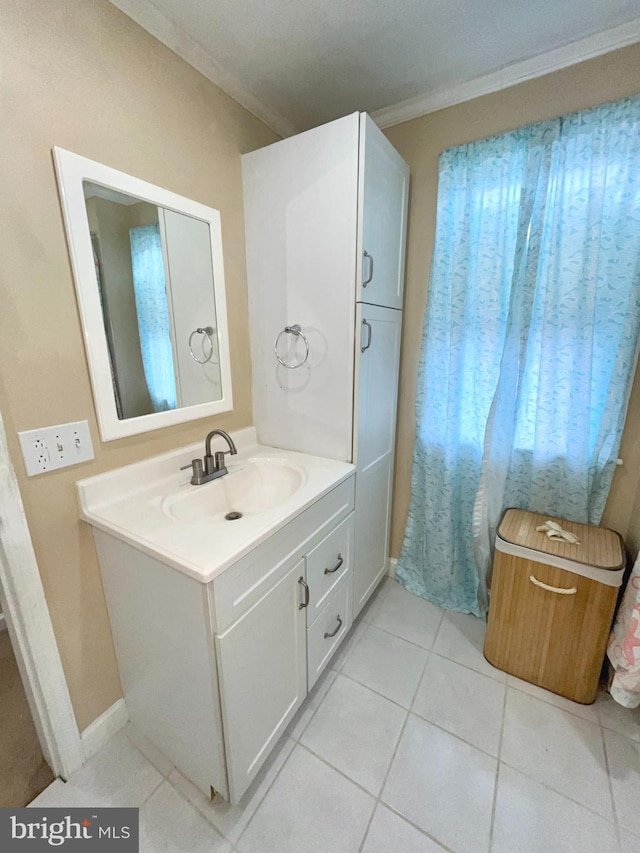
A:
[18,420,95,476]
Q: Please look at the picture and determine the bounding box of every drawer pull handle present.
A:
[361,319,372,353]
[529,575,577,595]
[324,615,343,639]
[324,554,344,575]
[298,577,309,609]
[363,250,374,286]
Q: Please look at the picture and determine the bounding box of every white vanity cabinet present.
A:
[243,112,409,618]
[91,466,355,804]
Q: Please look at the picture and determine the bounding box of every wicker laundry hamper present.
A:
[484,509,625,704]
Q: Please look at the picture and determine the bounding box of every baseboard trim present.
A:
[388,557,398,579]
[80,698,128,761]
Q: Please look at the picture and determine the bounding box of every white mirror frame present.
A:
[53,147,233,441]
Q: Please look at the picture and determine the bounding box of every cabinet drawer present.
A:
[307,574,352,690]
[307,513,353,624]
[209,476,355,633]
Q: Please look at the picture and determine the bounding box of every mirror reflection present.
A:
[83,181,222,420]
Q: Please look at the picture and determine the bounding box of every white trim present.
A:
[388,557,397,579]
[0,612,6,632]
[0,409,84,780]
[109,0,296,137]
[495,537,624,588]
[80,698,129,761]
[53,147,234,442]
[372,18,640,129]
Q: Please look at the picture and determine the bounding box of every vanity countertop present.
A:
[76,427,355,584]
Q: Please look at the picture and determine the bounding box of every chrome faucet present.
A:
[180,429,238,485]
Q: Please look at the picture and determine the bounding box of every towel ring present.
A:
[189,326,215,364]
[274,324,309,369]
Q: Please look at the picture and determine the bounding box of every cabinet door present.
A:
[215,559,307,802]
[353,304,402,616]
[357,114,409,309]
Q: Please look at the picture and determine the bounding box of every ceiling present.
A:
[111,0,640,136]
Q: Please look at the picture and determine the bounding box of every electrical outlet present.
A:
[18,420,94,477]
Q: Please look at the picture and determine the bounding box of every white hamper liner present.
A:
[495,536,625,588]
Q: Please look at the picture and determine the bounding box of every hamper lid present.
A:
[497,509,624,571]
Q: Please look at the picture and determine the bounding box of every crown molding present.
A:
[109,0,297,138]
[372,17,640,129]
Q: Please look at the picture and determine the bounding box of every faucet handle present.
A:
[213,451,229,470]
[180,459,204,484]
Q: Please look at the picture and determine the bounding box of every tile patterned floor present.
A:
[29,577,640,852]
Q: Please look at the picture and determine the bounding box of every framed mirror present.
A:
[53,148,233,441]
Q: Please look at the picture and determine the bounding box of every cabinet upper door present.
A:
[357,114,410,309]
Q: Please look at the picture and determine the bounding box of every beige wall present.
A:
[385,43,640,562]
[0,0,278,730]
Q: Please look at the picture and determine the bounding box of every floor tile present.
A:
[32,730,164,809]
[139,781,231,852]
[287,667,337,740]
[123,721,175,777]
[342,624,429,707]
[382,714,496,853]
[433,610,506,682]
[301,674,406,795]
[168,736,295,844]
[236,744,375,853]
[507,675,600,723]
[492,763,618,853]
[413,654,505,755]
[502,689,613,819]
[362,804,446,852]
[604,728,640,837]
[596,692,640,742]
[620,829,640,853]
[370,581,443,649]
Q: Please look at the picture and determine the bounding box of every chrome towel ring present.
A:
[274,324,309,369]
[189,326,215,364]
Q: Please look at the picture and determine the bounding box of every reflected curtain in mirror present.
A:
[129,223,177,413]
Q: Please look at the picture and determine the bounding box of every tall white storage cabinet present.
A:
[243,113,409,617]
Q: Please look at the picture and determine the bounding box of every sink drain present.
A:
[225,511,243,521]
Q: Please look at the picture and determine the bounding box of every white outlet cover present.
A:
[18,420,95,477]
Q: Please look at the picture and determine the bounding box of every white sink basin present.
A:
[76,431,354,583]
[163,457,307,523]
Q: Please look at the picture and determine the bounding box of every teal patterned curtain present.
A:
[129,223,177,413]
[397,97,640,617]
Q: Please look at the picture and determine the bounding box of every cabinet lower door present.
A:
[353,304,402,616]
[215,560,307,802]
